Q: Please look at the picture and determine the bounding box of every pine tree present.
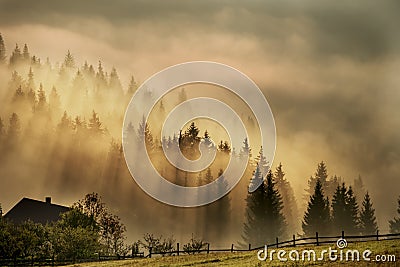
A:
[242,167,285,246]
[359,192,378,235]
[49,86,61,115]
[57,111,72,132]
[353,175,365,206]
[7,113,21,139]
[264,170,286,241]
[27,67,35,90]
[389,196,400,233]
[239,137,252,160]
[302,178,331,236]
[178,88,187,103]
[9,44,22,65]
[242,165,267,246]
[345,186,359,234]
[109,67,123,95]
[72,70,86,93]
[274,163,300,235]
[331,183,359,235]
[331,184,347,233]
[96,61,107,91]
[12,86,25,102]
[63,50,75,68]
[127,75,138,96]
[255,146,268,174]
[0,33,6,64]
[22,44,30,62]
[88,110,104,136]
[0,117,4,140]
[185,122,199,142]
[305,161,331,200]
[36,83,47,112]
[137,116,154,150]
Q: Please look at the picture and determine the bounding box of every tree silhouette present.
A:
[389,196,400,233]
[274,163,299,235]
[0,33,6,64]
[9,43,22,65]
[302,178,331,236]
[7,112,20,139]
[35,83,47,112]
[22,44,30,62]
[242,165,267,246]
[63,50,75,68]
[88,110,104,136]
[359,192,378,235]
[239,137,251,160]
[331,183,359,235]
[127,75,138,96]
[242,167,285,246]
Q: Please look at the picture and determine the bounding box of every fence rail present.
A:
[1,232,399,265]
[146,231,400,258]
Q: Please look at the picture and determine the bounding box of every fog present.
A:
[0,0,399,242]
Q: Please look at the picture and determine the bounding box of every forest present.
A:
[0,32,400,261]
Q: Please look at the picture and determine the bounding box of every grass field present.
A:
[66,239,399,267]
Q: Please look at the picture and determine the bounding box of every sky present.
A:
[0,0,400,230]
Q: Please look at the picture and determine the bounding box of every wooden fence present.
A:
[146,231,400,258]
[1,232,399,265]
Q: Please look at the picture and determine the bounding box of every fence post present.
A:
[376,230,379,241]
[149,247,152,258]
[248,244,251,251]
[177,243,180,256]
[231,244,234,252]
[293,234,296,247]
[342,230,345,239]
[276,237,279,248]
[316,232,319,246]
[207,243,210,254]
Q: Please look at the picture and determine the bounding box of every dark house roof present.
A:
[4,197,70,224]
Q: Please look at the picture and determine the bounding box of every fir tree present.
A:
[0,117,4,139]
[216,169,231,241]
[22,44,30,62]
[12,86,25,102]
[345,186,360,234]
[63,50,75,68]
[305,162,338,201]
[27,67,35,90]
[255,146,268,174]
[389,196,400,234]
[57,111,72,132]
[109,67,123,95]
[331,183,359,235]
[239,137,252,160]
[137,116,154,150]
[178,88,187,103]
[242,165,267,246]
[302,178,331,236]
[88,110,104,136]
[36,83,47,112]
[0,33,6,64]
[359,192,378,235]
[127,75,138,96]
[242,167,285,246]
[274,163,300,235]
[9,44,22,65]
[49,86,61,115]
[7,113,21,139]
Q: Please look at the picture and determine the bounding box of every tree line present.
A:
[241,160,400,248]
[0,193,127,263]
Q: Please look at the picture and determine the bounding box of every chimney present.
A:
[45,197,51,204]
